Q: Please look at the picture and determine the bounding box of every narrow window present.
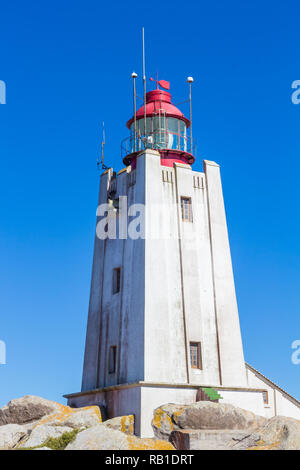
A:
[181,197,193,222]
[190,342,202,369]
[108,345,117,374]
[263,391,269,405]
[112,267,121,294]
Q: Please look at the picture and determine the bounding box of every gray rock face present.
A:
[255,416,300,450]
[65,425,131,450]
[173,402,266,431]
[0,396,61,426]
[152,401,266,443]
[0,424,28,450]
[19,424,74,449]
[65,424,175,450]
[103,415,135,435]
[56,407,102,430]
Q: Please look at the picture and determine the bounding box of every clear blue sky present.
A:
[0,0,300,406]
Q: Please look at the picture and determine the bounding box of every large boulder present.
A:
[65,425,174,450]
[173,402,266,430]
[0,424,28,450]
[0,396,62,426]
[152,402,266,441]
[44,405,102,429]
[19,424,74,449]
[248,416,300,450]
[0,395,103,432]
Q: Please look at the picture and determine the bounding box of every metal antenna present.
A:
[142,27,147,142]
[131,72,138,152]
[187,77,194,154]
[97,122,108,171]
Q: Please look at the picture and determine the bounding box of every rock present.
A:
[0,396,62,426]
[173,402,266,431]
[152,401,266,440]
[248,416,300,450]
[19,424,74,449]
[103,415,134,435]
[152,404,183,440]
[33,446,52,450]
[170,429,260,450]
[229,432,261,450]
[47,406,102,430]
[0,424,28,450]
[65,425,175,450]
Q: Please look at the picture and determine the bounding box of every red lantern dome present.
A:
[122,83,195,168]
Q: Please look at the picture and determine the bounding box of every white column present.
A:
[204,160,247,387]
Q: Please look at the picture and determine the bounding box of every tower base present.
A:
[64,382,266,437]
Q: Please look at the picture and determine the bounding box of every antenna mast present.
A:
[131,72,138,152]
[97,122,108,171]
[187,77,194,155]
[142,27,147,143]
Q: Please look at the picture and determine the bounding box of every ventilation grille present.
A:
[193,175,204,189]
[162,169,174,184]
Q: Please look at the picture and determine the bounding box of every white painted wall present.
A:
[246,366,300,420]
[219,390,265,417]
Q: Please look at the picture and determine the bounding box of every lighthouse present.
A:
[65,77,300,436]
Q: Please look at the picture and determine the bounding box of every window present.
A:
[112,267,121,294]
[181,197,193,222]
[108,345,117,374]
[190,342,202,369]
[263,391,269,405]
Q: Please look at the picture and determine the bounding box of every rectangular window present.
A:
[112,267,121,294]
[190,342,202,369]
[108,345,117,374]
[263,391,269,405]
[181,197,193,222]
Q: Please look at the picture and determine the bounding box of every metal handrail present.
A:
[121,130,196,159]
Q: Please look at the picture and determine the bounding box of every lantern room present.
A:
[122,81,195,168]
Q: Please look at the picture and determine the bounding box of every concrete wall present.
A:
[218,389,265,416]
[246,366,300,420]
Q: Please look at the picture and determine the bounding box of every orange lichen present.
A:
[248,440,280,451]
[120,415,134,435]
[127,436,175,450]
[32,404,102,429]
[152,408,173,431]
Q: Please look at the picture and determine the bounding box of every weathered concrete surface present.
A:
[103,415,134,435]
[65,424,174,450]
[170,429,261,450]
[248,416,300,450]
[0,396,62,426]
[0,424,28,450]
[19,424,74,448]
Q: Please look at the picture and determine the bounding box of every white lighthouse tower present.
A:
[65,77,300,436]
